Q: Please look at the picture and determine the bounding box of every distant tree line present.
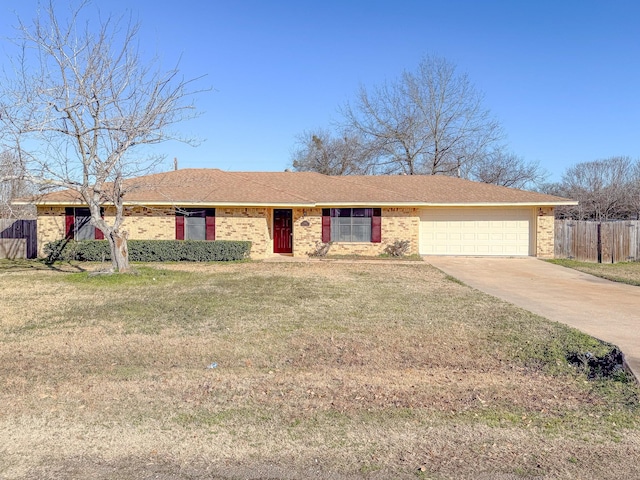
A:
[541,156,640,221]
[291,55,548,190]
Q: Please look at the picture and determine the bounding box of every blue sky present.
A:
[1,0,639,181]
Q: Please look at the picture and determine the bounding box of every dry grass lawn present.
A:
[549,259,640,286]
[1,260,639,479]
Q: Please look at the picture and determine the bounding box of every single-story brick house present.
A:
[32,168,576,259]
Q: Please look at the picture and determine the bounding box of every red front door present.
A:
[274,209,293,253]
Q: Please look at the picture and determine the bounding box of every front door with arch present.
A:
[274,209,293,254]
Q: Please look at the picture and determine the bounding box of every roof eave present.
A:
[31,200,317,208]
[423,201,579,207]
[30,200,578,208]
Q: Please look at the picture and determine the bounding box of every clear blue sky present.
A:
[2,0,639,181]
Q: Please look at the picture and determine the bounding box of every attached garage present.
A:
[419,207,534,256]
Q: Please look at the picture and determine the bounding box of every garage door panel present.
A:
[420,208,532,256]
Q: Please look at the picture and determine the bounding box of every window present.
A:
[185,211,206,240]
[176,208,215,240]
[65,207,104,240]
[331,208,372,242]
[75,208,94,240]
[322,208,381,243]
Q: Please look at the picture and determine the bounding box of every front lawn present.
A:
[548,259,640,286]
[1,261,639,479]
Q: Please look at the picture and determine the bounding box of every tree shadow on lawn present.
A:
[0,258,87,274]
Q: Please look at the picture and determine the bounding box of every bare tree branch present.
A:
[291,129,376,175]
[544,156,637,220]
[470,151,548,189]
[0,1,204,271]
[339,55,504,176]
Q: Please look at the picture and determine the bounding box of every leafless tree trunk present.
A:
[0,1,201,272]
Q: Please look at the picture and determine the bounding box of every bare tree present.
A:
[470,151,548,189]
[340,55,503,175]
[628,160,640,219]
[291,129,374,175]
[550,156,636,220]
[0,1,201,272]
[0,151,35,218]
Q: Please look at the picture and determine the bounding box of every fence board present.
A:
[555,220,640,263]
[0,239,27,259]
[0,219,37,259]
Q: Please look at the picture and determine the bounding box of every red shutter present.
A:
[322,209,331,243]
[95,207,104,239]
[176,214,185,240]
[65,208,75,240]
[371,209,382,243]
[205,210,215,240]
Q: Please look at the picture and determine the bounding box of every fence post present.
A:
[597,223,602,264]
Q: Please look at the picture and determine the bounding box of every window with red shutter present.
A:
[94,208,105,239]
[371,209,382,243]
[205,209,216,240]
[176,208,215,240]
[65,208,75,240]
[322,209,331,243]
[175,214,185,240]
[327,208,381,242]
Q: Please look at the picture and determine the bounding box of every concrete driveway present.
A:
[426,256,640,379]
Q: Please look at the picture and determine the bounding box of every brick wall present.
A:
[37,207,66,256]
[536,206,555,258]
[292,208,322,257]
[36,206,273,258]
[380,207,420,255]
[37,205,420,259]
[216,207,272,258]
[292,207,419,257]
[37,206,177,255]
[119,206,175,240]
[38,205,555,259]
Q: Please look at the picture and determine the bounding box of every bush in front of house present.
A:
[308,241,332,257]
[45,239,252,262]
[384,239,411,257]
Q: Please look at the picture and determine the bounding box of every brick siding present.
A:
[216,208,271,258]
[37,204,555,259]
[292,207,419,257]
[536,206,555,258]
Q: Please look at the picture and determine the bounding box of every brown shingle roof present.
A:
[341,174,573,205]
[31,168,576,206]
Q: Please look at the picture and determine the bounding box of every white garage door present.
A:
[419,208,533,256]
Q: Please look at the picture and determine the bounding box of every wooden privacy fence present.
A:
[555,219,640,263]
[0,219,37,259]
